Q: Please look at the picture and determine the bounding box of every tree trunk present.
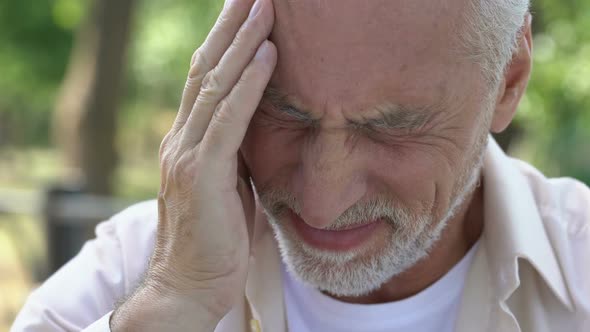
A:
[53,0,137,196]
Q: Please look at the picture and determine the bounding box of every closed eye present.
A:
[350,121,421,144]
[254,106,314,130]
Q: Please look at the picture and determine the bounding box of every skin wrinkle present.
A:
[248,103,484,298]
[310,142,361,187]
[262,104,460,171]
[263,86,450,133]
[431,182,440,223]
[261,85,475,167]
[249,119,486,300]
[256,120,486,297]
[263,87,317,122]
[365,106,434,131]
[239,0,526,304]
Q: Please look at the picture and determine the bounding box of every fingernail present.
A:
[249,0,262,19]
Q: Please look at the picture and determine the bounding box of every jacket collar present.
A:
[482,137,572,311]
[243,136,573,332]
[245,201,287,332]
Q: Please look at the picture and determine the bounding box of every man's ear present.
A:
[490,13,533,133]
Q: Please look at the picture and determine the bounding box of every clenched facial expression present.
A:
[241,0,491,296]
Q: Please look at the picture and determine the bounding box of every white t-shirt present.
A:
[283,241,480,332]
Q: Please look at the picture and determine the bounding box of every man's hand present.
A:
[111,0,276,330]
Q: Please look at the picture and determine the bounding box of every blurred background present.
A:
[0,0,589,329]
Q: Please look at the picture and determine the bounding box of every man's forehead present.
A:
[272,0,465,61]
[269,0,474,113]
[274,0,463,28]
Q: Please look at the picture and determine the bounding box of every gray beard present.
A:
[258,137,487,297]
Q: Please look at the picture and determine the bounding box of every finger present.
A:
[171,0,256,133]
[180,0,274,148]
[200,40,277,161]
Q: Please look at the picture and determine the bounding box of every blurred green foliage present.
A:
[516,0,590,184]
[0,0,588,193]
[0,0,73,146]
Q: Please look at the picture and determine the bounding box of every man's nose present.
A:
[293,132,367,229]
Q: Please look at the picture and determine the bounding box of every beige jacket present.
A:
[12,138,590,332]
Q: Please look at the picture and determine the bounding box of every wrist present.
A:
[110,284,223,332]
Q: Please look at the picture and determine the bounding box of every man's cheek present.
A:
[242,134,296,182]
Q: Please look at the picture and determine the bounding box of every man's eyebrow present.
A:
[355,102,443,131]
[262,87,443,130]
[262,87,316,123]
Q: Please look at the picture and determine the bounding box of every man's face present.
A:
[241,0,490,296]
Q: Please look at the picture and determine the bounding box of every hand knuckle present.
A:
[230,31,244,50]
[203,124,224,150]
[190,48,199,66]
[159,134,171,156]
[160,151,175,172]
[215,11,232,31]
[170,152,198,184]
[212,100,233,125]
[189,50,209,79]
[201,69,222,95]
[159,135,176,163]
[220,98,236,116]
[184,76,200,93]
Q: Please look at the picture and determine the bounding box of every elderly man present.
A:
[12,0,590,331]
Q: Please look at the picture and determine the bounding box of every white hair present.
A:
[458,0,531,88]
